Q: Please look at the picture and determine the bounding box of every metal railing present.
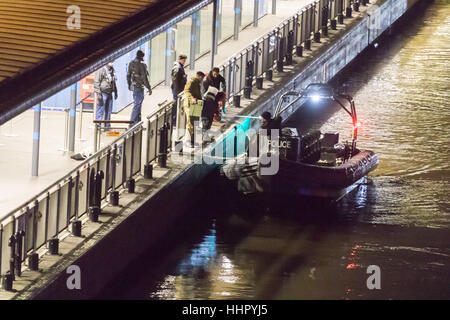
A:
[219,0,356,100]
[0,0,359,290]
[0,123,143,279]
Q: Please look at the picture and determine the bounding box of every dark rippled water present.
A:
[101,0,449,300]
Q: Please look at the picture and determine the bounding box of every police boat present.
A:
[221,83,379,201]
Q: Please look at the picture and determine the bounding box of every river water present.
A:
[100,0,449,300]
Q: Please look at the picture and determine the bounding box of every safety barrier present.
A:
[0,0,360,291]
[0,122,144,289]
[220,0,358,102]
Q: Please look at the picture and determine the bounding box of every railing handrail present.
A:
[216,0,321,73]
[0,121,144,223]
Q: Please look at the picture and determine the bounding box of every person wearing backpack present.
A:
[127,50,152,125]
[94,61,117,130]
[171,54,188,127]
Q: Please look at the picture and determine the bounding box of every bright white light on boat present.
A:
[310,94,322,102]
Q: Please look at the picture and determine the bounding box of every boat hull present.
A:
[238,149,378,200]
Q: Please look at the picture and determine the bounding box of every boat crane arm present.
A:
[273,83,360,155]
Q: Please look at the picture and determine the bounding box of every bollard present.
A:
[265,69,273,81]
[144,164,153,179]
[331,19,337,30]
[28,253,39,271]
[244,87,251,99]
[338,13,344,24]
[353,2,360,12]
[127,178,135,193]
[48,237,59,255]
[296,45,303,57]
[256,77,263,89]
[88,206,100,222]
[322,26,328,37]
[346,7,352,18]
[304,39,311,50]
[71,220,82,237]
[109,191,119,206]
[158,124,168,168]
[233,95,241,108]
[2,272,13,291]
[314,32,321,43]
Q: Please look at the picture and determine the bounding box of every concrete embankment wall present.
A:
[14,0,421,300]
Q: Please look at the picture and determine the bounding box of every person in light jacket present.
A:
[94,61,118,129]
[183,71,205,146]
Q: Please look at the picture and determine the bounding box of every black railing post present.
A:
[110,145,120,205]
[158,123,169,168]
[88,170,100,222]
[277,37,285,72]
[8,234,16,281]
[28,201,40,270]
[286,30,294,65]
[322,4,329,36]
[244,59,254,99]
[15,230,24,277]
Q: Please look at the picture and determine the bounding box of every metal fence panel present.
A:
[58,183,69,233]
[98,153,108,200]
[1,221,14,274]
[133,129,142,176]
[69,177,76,220]
[123,135,132,182]
[47,190,58,238]
[148,118,158,163]
[78,168,88,217]
[24,208,34,255]
[35,198,48,250]
[115,142,125,189]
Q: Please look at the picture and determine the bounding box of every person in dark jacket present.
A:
[127,50,152,125]
[171,54,187,127]
[94,61,117,129]
[260,111,272,130]
[201,86,219,133]
[202,67,226,95]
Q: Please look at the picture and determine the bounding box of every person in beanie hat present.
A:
[201,86,219,133]
[127,49,152,125]
[260,111,272,130]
